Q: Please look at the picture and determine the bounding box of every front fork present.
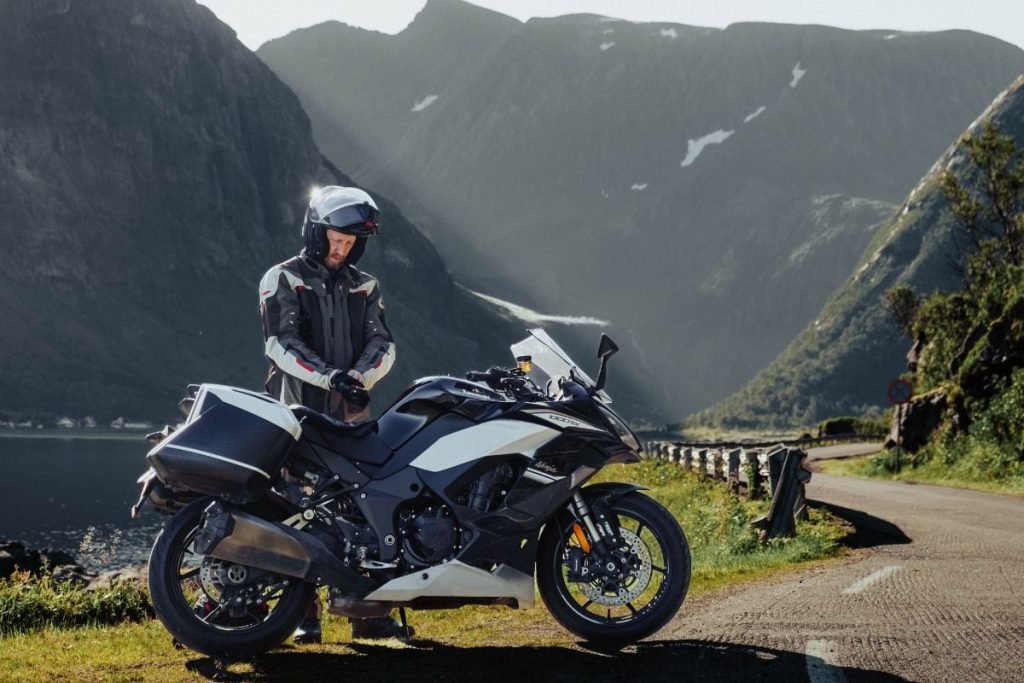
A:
[565,492,623,581]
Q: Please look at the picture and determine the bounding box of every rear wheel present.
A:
[148,498,315,660]
[537,491,690,644]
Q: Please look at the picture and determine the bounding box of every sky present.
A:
[197,0,1024,51]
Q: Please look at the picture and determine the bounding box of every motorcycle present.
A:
[132,329,690,659]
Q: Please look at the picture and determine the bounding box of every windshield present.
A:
[510,329,611,402]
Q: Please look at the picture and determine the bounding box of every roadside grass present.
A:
[820,454,1024,496]
[0,460,845,680]
[0,570,152,634]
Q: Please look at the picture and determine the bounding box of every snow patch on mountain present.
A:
[659,28,678,39]
[743,105,767,123]
[468,290,610,327]
[600,42,616,51]
[680,129,734,168]
[630,183,648,191]
[411,95,438,112]
[790,62,806,88]
[883,34,899,40]
[603,28,614,35]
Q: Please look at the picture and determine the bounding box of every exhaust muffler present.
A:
[193,501,374,596]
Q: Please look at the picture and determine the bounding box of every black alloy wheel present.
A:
[148,497,316,660]
[537,491,691,644]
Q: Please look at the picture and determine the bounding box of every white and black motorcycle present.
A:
[133,330,690,659]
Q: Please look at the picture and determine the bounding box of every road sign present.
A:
[887,378,913,405]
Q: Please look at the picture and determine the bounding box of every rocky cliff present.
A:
[0,0,520,421]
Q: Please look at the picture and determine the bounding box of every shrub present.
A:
[0,570,152,635]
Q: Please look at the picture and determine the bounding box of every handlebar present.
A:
[465,366,545,400]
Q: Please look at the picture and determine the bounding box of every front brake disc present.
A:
[579,527,653,606]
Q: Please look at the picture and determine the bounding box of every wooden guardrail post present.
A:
[766,445,786,497]
[696,449,709,479]
[682,447,693,471]
[744,450,764,499]
[726,448,741,493]
[711,450,724,481]
[752,448,812,539]
[670,444,682,463]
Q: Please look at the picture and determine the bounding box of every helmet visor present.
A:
[319,203,380,236]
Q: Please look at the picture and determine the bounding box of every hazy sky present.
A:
[198,0,1024,51]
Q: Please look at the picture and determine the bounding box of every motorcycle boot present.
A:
[350,616,415,640]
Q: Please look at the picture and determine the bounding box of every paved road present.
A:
[804,442,883,461]
[661,469,1024,681]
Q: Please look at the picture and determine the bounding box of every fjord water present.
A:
[0,436,164,570]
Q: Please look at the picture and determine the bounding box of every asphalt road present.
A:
[659,463,1024,682]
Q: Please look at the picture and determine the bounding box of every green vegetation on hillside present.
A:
[878,123,1024,487]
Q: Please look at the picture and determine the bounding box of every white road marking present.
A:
[843,565,903,595]
[806,639,847,683]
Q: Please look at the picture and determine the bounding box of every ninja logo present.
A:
[532,460,561,475]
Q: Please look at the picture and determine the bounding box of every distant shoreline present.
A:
[0,429,151,442]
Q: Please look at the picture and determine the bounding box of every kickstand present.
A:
[398,606,410,639]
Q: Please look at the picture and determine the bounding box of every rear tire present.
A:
[148,498,315,660]
[537,491,690,644]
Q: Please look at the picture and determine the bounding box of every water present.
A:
[0,436,166,571]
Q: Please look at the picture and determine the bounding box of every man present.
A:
[259,185,406,642]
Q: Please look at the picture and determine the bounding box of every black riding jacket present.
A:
[259,250,395,418]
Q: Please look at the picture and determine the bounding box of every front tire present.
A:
[537,491,690,644]
[148,498,316,660]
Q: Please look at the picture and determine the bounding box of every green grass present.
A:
[820,453,1024,496]
[0,462,846,680]
[0,571,152,635]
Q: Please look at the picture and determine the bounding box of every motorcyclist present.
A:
[258,185,407,642]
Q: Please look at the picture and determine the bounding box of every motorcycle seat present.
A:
[290,406,393,465]
[290,406,376,437]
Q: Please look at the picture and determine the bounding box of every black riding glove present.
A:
[330,371,364,392]
[331,371,370,409]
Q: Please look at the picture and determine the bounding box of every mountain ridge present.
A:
[698,76,1024,427]
[258,15,1024,418]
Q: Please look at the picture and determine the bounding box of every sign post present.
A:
[887,378,914,472]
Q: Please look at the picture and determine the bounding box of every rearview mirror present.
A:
[597,334,619,360]
[594,334,618,393]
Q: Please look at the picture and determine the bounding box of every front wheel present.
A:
[148,498,316,660]
[537,491,690,644]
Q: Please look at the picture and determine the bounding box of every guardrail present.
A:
[642,433,882,450]
[643,441,815,539]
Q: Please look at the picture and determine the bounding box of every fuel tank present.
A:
[376,376,510,450]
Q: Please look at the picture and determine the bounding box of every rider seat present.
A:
[289,406,393,465]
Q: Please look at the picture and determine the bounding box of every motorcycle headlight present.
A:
[599,405,641,452]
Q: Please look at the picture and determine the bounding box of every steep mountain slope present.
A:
[699,76,1024,427]
[0,0,519,422]
[258,0,1024,417]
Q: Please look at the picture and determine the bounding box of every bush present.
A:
[0,570,152,635]
[817,415,888,437]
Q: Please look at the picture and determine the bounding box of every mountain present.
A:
[0,0,521,422]
[698,76,1024,427]
[258,0,1024,418]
